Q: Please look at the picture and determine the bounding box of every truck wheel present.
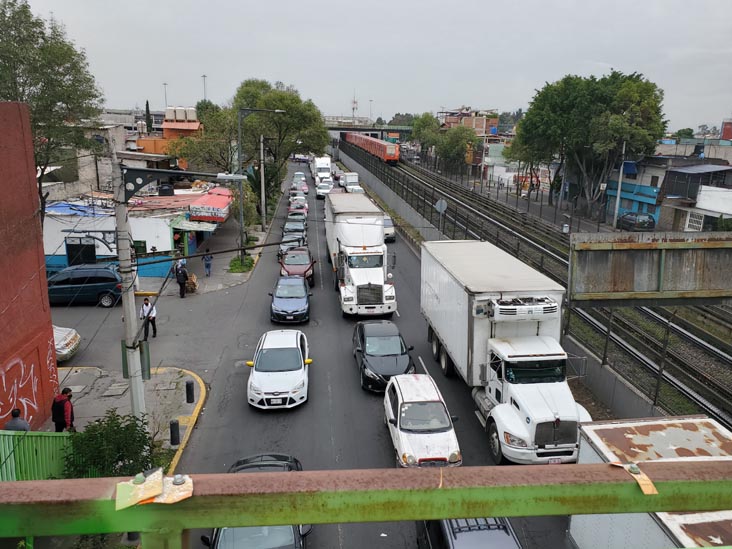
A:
[488,422,507,465]
[430,330,440,361]
[439,346,455,377]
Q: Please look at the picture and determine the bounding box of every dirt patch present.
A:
[570,378,615,421]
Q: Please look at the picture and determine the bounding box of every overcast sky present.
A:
[27,0,732,131]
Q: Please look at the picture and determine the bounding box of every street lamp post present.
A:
[163,83,168,107]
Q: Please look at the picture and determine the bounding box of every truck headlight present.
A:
[402,453,417,466]
[343,296,354,302]
[503,431,528,448]
[385,295,395,301]
[448,451,462,464]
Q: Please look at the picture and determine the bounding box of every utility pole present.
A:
[202,74,207,100]
[479,135,487,193]
[612,139,627,229]
[260,134,267,230]
[112,148,146,419]
[163,83,168,108]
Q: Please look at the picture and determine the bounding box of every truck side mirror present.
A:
[388,418,397,426]
[201,535,212,546]
[389,252,397,268]
[451,415,459,423]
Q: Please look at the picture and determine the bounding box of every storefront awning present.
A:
[189,189,232,222]
[171,218,217,232]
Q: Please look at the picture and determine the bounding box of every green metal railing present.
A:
[0,430,70,481]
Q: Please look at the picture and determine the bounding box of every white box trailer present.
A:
[421,240,590,465]
[570,416,732,548]
[325,194,396,316]
[311,156,331,183]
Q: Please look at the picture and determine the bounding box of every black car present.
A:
[201,453,312,548]
[617,212,655,232]
[352,320,415,391]
[270,276,311,323]
[417,517,522,549]
[47,264,122,307]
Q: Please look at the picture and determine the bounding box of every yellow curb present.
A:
[177,415,192,426]
[134,291,159,297]
[167,367,207,475]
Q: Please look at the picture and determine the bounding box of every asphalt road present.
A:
[51,163,572,549]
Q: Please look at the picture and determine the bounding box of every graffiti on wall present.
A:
[0,350,46,425]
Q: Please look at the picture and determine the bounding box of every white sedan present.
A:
[384,374,461,467]
[247,330,311,409]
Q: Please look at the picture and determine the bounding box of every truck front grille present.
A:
[357,284,383,305]
[535,420,578,446]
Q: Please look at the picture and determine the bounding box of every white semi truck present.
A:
[310,156,331,184]
[325,194,397,317]
[421,240,591,465]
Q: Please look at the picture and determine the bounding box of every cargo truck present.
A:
[310,156,331,184]
[325,194,396,317]
[420,240,591,465]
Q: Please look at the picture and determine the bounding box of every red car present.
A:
[300,182,309,194]
[279,247,316,287]
[288,201,309,216]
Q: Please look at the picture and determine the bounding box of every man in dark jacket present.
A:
[175,263,189,298]
[3,409,30,431]
[51,388,74,432]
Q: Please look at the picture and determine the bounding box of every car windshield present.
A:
[317,183,330,189]
[505,359,566,384]
[284,253,310,266]
[284,222,304,232]
[255,347,302,372]
[275,281,306,298]
[399,402,451,433]
[347,254,383,268]
[383,218,393,228]
[290,203,305,210]
[365,335,405,356]
[217,525,295,548]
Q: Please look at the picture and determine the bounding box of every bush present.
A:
[229,255,255,273]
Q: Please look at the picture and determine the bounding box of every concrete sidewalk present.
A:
[136,216,268,296]
[43,365,206,474]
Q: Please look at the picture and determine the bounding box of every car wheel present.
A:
[308,276,315,288]
[430,332,440,361]
[488,422,507,465]
[98,293,115,308]
[439,346,455,377]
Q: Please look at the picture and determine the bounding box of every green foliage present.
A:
[167,106,237,173]
[673,127,694,139]
[514,70,666,208]
[498,109,523,131]
[715,216,732,231]
[375,116,385,125]
[227,176,258,227]
[436,126,479,169]
[63,410,172,479]
[196,98,220,120]
[0,0,103,225]
[388,112,415,126]
[412,112,441,147]
[229,255,254,273]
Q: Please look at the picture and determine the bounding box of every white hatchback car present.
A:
[247,330,312,409]
[384,374,461,467]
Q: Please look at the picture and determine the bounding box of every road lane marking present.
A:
[418,356,429,375]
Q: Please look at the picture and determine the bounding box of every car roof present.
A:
[60,264,117,271]
[443,517,521,548]
[392,374,442,402]
[260,329,302,349]
[286,247,310,255]
[361,320,400,337]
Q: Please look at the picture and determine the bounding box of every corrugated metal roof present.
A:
[422,240,564,295]
[671,165,732,174]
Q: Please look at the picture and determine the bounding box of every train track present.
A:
[339,142,732,423]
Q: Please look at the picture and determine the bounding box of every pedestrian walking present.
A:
[202,249,213,277]
[175,263,189,298]
[139,297,157,340]
[51,388,74,433]
[3,409,30,431]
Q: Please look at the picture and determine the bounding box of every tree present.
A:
[512,71,666,214]
[232,79,329,199]
[436,126,479,170]
[673,128,694,139]
[0,0,103,226]
[388,112,415,126]
[412,112,441,148]
[167,105,237,173]
[195,98,220,120]
[375,116,385,126]
[145,100,152,133]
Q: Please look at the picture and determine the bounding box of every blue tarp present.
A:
[45,202,113,217]
[622,161,637,175]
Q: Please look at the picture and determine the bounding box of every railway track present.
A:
[339,142,732,423]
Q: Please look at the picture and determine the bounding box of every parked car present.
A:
[288,201,309,217]
[383,215,396,242]
[416,517,522,549]
[53,325,81,362]
[279,235,305,258]
[352,320,414,391]
[287,211,308,227]
[617,212,656,231]
[201,453,312,548]
[47,264,122,308]
[293,171,307,183]
[345,184,365,194]
[270,277,311,323]
[246,330,312,409]
[316,182,332,199]
[280,247,316,287]
[300,181,309,195]
[384,374,461,468]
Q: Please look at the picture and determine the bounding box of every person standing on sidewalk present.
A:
[4,409,30,431]
[202,249,213,277]
[51,388,74,432]
[139,297,157,340]
[175,263,189,298]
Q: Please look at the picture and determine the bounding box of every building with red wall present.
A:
[0,103,59,429]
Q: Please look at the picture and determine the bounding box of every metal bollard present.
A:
[186,379,195,403]
[170,419,180,446]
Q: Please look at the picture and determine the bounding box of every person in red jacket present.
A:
[51,388,74,432]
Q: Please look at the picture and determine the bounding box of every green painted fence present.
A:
[0,430,70,481]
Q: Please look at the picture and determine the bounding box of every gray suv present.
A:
[417,517,522,549]
[47,264,122,307]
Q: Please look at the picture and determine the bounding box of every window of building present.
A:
[646,205,656,214]
[687,212,704,231]
[621,199,634,210]
[650,175,659,187]
[624,172,637,180]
